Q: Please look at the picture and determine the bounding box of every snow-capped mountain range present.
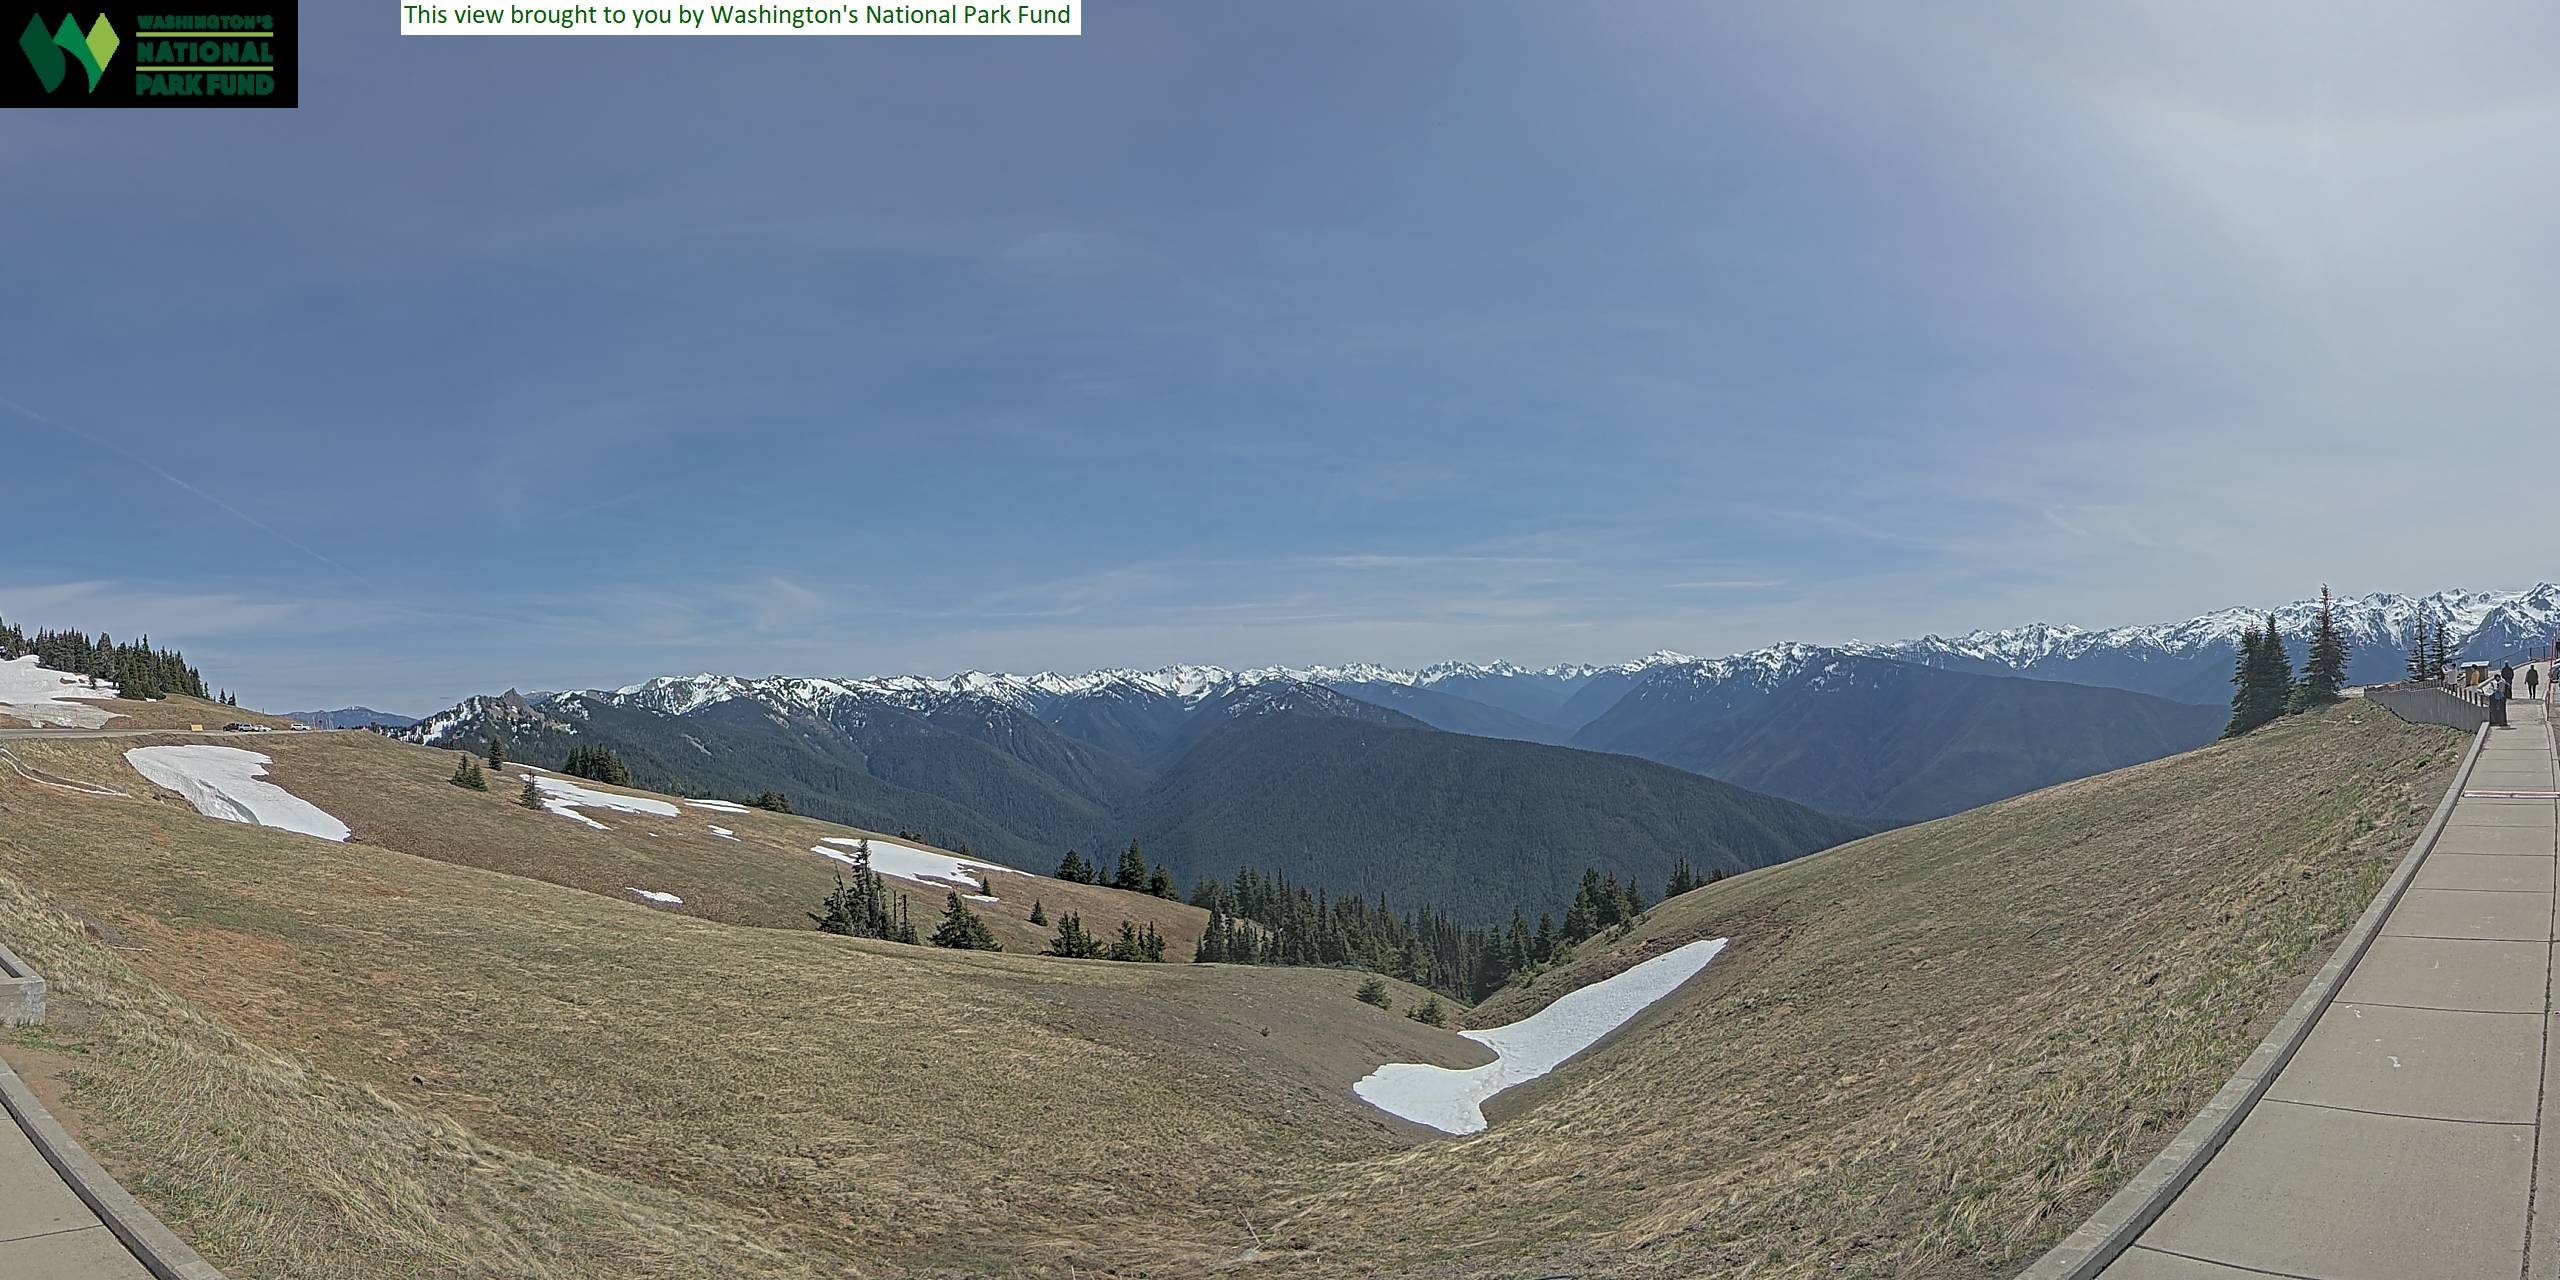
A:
[409,584,2560,750]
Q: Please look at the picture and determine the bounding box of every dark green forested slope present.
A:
[1123,712,1875,920]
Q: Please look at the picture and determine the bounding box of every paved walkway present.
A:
[2104,698,2560,1279]
[0,1091,156,1278]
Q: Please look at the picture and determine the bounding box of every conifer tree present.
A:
[1146,864,1176,899]
[1056,850,1093,883]
[1665,857,1699,898]
[2224,624,2291,738]
[1407,996,1446,1027]
[450,753,488,790]
[1114,842,1148,892]
[2429,619,2453,680]
[1196,906,1229,962]
[748,789,791,813]
[519,777,543,809]
[1043,912,1103,959]
[486,734,507,770]
[1028,899,1047,926]
[2293,585,2351,710]
[2407,618,2430,681]
[928,892,1002,951]
[1355,977,1390,1007]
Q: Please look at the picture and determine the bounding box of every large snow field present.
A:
[0,655,125,728]
[123,745,351,842]
[520,772,682,830]
[1353,937,1729,1135]
[817,836,1004,902]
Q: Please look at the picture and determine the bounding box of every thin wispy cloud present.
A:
[6,4,2551,710]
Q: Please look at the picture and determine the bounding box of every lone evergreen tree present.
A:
[486,734,507,770]
[1407,996,1446,1027]
[2428,619,2453,680]
[2292,586,2351,710]
[519,777,543,809]
[2407,617,2431,681]
[1028,899,1047,926]
[928,892,1002,951]
[1196,906,1229,962]
[1043,912,1103,959]
[1355,977,1391,1008]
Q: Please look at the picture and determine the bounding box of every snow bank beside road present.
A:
[124,746,351,842]
[0,656,125,728]
[1354,937,1729,1135]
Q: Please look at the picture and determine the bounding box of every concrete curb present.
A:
[2018,720,2492,1280]
[0,964,228,1279]
[0,942,43,1026]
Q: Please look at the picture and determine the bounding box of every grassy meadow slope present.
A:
[0,734,1474,1280]
[0,701,2467,1278]
[0,691,297,730]
[1271,703,2466,1279]
[198,729,1206,957]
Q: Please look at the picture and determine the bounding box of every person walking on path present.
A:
[2489,670,2512,728]
[2531,666,2543,703]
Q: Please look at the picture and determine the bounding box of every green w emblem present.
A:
[18,13,120,93]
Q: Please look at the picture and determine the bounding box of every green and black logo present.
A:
[4,2,293,107]
[18,13,119,93]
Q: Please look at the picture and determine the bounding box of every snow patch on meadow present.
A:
[1353,937,1729,1135]
[707,825,737,840]
[0,655,125,728]
[685,798,752,814]
[625,887,683,905]
[123,745,350,842]
[816,836,1005,902]
[520,772,680,830]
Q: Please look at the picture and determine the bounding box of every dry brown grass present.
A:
[1257,703,2467,1279]
[0,703,2464,1279]
[0,735,1469,1279]
[237,730,1210,957]
[0,692,296,731]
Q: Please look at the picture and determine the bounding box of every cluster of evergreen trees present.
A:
[1038,911,1167,961]
[809,840,920,943]
[2225,586,2352,738]
[746,790,791,813]
[0,618,212,702]
[1561,867,1648,945]
[561,745,631,785]
[449,754,489,790]
[1054,842,1178,899]
[2405,616,2456,682]
[1184,864,1521,1001]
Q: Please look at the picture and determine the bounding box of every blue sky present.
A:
[8,3,2560,712]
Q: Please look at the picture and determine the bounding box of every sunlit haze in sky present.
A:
[8,2,2559,710]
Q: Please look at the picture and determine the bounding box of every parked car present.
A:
[222,723,273,733]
